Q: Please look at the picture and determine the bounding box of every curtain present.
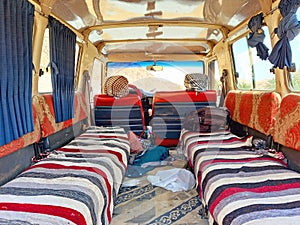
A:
[247,13,269,60]
[268,0,300,69]
[49,17,76,123]
[0,0,34,146]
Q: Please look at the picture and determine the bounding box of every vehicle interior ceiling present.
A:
[29,0,278,95]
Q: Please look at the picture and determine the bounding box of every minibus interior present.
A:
[1,0,300,224]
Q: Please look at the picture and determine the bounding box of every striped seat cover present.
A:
[0,126,130,225]
[179,129,300,225]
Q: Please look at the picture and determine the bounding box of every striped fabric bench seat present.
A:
[179,129,300,225]
[0,126,130,225]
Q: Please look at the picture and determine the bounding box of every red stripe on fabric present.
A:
[94,94,141,106]
[198,175,203,198]
[209,182,300,215]
[153,90,217,103]
[29,163,113,221]
[188,160,194,169]
[78,134,128,141]
[154,136,179,147]
[0,203,86,224]
[57,148,126,168]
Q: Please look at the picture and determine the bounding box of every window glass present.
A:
[39,28,80,93]
[39,28,52,93]
[232,27,274,90]
[74,43,80,88]
[106,61,204,92]
[289,9,300,91]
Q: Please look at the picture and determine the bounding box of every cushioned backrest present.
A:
[274,93,300,150]
[35,92,88,138]
[151,90,217,146]
[224,90,281,136]
[94,93,145,136]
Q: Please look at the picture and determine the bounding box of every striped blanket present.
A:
[0,126,130,225]
[179,129,300,225]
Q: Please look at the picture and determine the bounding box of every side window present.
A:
[39,28,80,93]
[39,28,52,93]
[232,27,274,90]
[289,9,300,91]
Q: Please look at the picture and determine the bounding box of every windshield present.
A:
[107,61,204,92]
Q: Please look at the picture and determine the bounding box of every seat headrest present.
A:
[104,75,129,98]
[184,73,208,91]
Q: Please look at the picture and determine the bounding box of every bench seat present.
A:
[179,129,300,225]
[0,126,129,225]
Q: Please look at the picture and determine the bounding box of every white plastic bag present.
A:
[147,168,196,192]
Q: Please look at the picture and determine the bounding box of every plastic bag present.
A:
[147,168,195,192]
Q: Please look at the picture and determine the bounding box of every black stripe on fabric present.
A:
[39,157,124,193]
[63,144,129,158]
[223,201,300,225]
[68,139,128,150]
[184,132,233,145]
[207,178,300,209]
[77,137,128,144]
[60,154,125,176]
[201,165,287,196]
[192,147,252,167]
[0,218,35,225]
[0,187,98,225]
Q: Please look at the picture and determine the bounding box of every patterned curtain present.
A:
[0,0,34,146]
[49,17,76,123]
[268,0,300,69]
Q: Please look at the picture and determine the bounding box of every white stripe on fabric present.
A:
[0,211,77,225]
[0,194,93,225]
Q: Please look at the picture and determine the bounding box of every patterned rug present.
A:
[111,166,209,225]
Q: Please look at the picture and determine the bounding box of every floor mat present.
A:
[111,164,209,225]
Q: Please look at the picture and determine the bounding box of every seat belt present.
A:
[219,69,228,107]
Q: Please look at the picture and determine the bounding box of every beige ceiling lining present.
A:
[83,20,228,37]
[98,39,213,57]
[107,52,204,63]
[97,38,214,51]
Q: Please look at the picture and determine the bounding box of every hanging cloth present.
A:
[0,0,34,146]
[49,17,76,123]
[268,0,300,69]
[247,13,269,60]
